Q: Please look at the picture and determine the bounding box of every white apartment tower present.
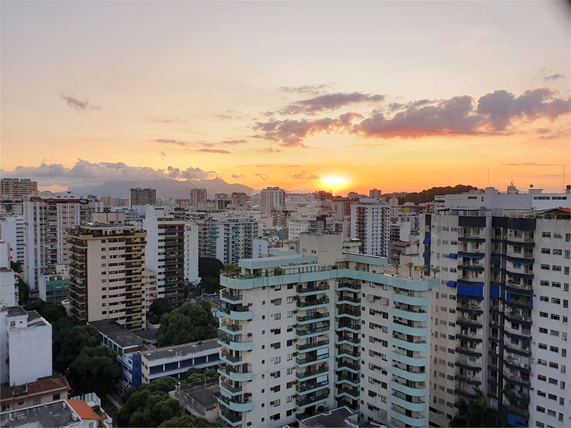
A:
[260,187,286,214]
[0,215,25,263]
[184,222,200,284]
[24,194,102,290]
[197,217,259,265]
[423,187,571,428]
[217,232,436,427]
[68,212,147,330]
[143,206,185,306]
[351,200,391,257]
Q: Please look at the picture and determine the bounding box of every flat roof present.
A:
[178,379,219,408]
[238,254,315,270]
[88,320,144,349]
[300,406,357,427]
[143,338,219,362]
[0,400,76,428]
[6,306,27,317]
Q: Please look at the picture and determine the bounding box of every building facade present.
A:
[260,187,286,214]
[129,188,156,208]
[197,217,259,265]
[0,178,38,199]
[350,200,391,257]
[68,212,147,330]
[190,188,208,208]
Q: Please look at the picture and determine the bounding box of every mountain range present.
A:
[71,178,255,199]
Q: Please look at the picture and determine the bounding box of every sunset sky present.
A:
[1,1,570,195]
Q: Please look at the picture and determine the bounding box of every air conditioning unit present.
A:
[248,303,253,307]
[292,352,297,356]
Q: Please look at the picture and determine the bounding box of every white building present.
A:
[350,199,391,257]
[143,206,185,306]
[216,232,436,427]
[184,222,200,284]
[0,215,25,263]
[260,187,286,214]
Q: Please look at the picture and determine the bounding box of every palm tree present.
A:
[415,265,427,277]
[392,262,401,275]
[430,266,440,278]
[405,262,414,278]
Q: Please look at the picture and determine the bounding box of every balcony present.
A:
[296,379,329,395]
[297,297,330,310]
[390,405,426,427]
[335,347,360,359]
[455,344,483,357]
[505,310,532,324]
[218,304,253,321]
[296,312,329,324]
[337,374,360,387]
[296,391,330,409]
[337,295,361,306]
[220,291,243,304]
[220,382,242,396]
[336,322,361,333]
[219,411,242,427]
[456,316,483,328]
[456,331,483,343]
[455,358,482,371]
[218,365,253,382]
[336,335,359,346]
[297,339,329,353]
[217,394,253,412]
[296,365,328,381]
[296,322,331,338]
[297,283,330,296]
[336,281,361,292]
[335,360,360,373]
[296,353,329,367]
[219,321,243,335]
[391,378,426,397]
[391,391,425,413]
[217,332,253,352]
[220,352,242,366]
[335,386,359,399]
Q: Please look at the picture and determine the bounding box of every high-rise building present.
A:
[369,189,382,199]
[423,186,571,428]
[350,200,391,257]
[184,223,200,284]
[216,232,436,427]
[24,193,103,290]
[196,217,259,264]
[190,188,208,208]
[68,212,147,330]
[260,187,286,214]
[0,215,25,263]
[143,206,185,306]
[0,178,38,199]
[129,188,156,208]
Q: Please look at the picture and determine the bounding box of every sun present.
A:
[319,175,350,193]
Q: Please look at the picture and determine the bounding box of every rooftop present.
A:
[1,375,71,403]
[143,338,219,362]
[176,378,219,408]
[300,406,358,428]
[0,400,76,428]
[6,306,27,317]
[88,320,144,349]
[66,400,100,421]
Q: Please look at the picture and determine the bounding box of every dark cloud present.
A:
[221,140,248,145]
[290,170,319,180]
[279,83,333,96]
[198,148,231,154]
[2,159,215,187]
[231,173,247,179]
[152,138,187,146]
[280,92,384,115]
[254,173,269,181]
[58,89,100,112]
[543,73,566,82]
[159,151,167,160]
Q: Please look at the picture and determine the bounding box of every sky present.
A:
[1,1,570,195]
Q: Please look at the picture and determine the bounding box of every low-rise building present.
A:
[169,378,220,423]
[0,374,71,413]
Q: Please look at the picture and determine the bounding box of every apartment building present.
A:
[260,187,286,214]
[24,193,102,290]
[190,188,208,208]
[129,188,156,208]
[350,199,391,257]
[216,232,436,428]
[196,217,259,265]
[0,215,25,263]
[68,212,147,330]
[0,178,38,199]
[184,222,200,284]
[144,206,185,306]
[423,197,571,427]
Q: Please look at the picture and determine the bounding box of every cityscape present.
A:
[1,1,570,428]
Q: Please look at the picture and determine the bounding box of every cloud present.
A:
[151,138,187,146]
[535,128,552,134]
[58,89,100,112]
[251,87,570,145]
[279,83,333,96]
[198,148,231,154]
[1,159,215,187]
[502,162,562,167]
[231,173,247,179]
[280,92,384,115]
[259,147,281,153]
[220,140,248,145]
[238,163,299,168]
[542,73,565,82]
[290,170,319,180]
[159,151,167,160]
[254,173,269,181]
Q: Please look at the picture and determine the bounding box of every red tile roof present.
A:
[67,400,101,421]
[0,374,71,404]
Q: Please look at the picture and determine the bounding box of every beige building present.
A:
[68,212,147,330]
[0,178,38,199]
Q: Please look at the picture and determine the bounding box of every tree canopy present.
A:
[159,416,216,427]
[27,301,68,324]
[198,258,224,279]
[156,301,218,347]
[53,322,99,373]
[68,346,121,398]
[398,185,479,205]
[116,377,181,427]
[150,298,174,320]
[449,391,506,427]
[181,368,218,385]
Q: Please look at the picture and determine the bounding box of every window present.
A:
[553,249,563,256]
[537,406,545,413]
[549,362,559,369]
[538,375,547,382]
[541,264,550,270]
[553,266,562,272]
[542,248,551,254]
[286,297,294,304]
[274,298,282,306]
[273,356,281,364]
[287,311,293,318]
[542,232,551,238]
[550,345,559,352]
[549,378,558,385]
[539,327,548,334]
[552,298,561,304]
[273,313,281,320]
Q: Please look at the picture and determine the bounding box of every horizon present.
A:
[2,2,570,195]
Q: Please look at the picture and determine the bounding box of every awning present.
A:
[447,281,457,288]
[423,239,431,245]
[422,252,430,258]
[448,254,458,259]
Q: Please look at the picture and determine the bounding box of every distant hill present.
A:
[398,185,479,205]
[74,177,254,199]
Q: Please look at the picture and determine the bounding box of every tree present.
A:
[405,262,415,278]
[159,416,216,427]
[27,301,68,324]
[431,266,441,278]
[415,265,427,277]
[150,298,173,320]
[181,368,219,385]
[223,264,240,275]
[116,378,182,427]
[67,346,121,398]
[53,324,99,373]
[198,258,224,279]
[156,301,219,347]
[392,262,401,275]
[449,391,505,427]
[197,277,220,295]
